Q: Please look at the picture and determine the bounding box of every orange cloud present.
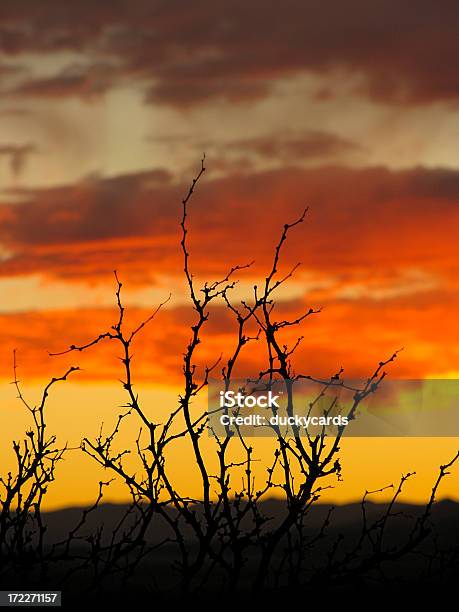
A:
[2,285,458,385]
[1,165,458,283]
[0,164,458,384]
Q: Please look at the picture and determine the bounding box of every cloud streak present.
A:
[0,164,458,281]
[2,289,458,383]
[214,131,363,164]
[1,159,457,382]
[1,1,459,107]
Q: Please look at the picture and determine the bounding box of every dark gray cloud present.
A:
[223,131,363,162]
[0,1,458,107]
[11,62,118,100]
[149,130,362,168]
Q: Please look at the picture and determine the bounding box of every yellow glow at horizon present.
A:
[1,380,458,511]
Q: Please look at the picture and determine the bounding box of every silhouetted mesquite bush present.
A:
[0,352,78,585]
[1,159,458,596]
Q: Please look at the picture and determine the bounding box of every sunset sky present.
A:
[1,1,459,509]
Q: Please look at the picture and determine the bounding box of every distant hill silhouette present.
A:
[37,498,459,600]
[42,497,459,555]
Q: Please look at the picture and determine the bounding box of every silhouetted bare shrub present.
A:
[1,159,458,598]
